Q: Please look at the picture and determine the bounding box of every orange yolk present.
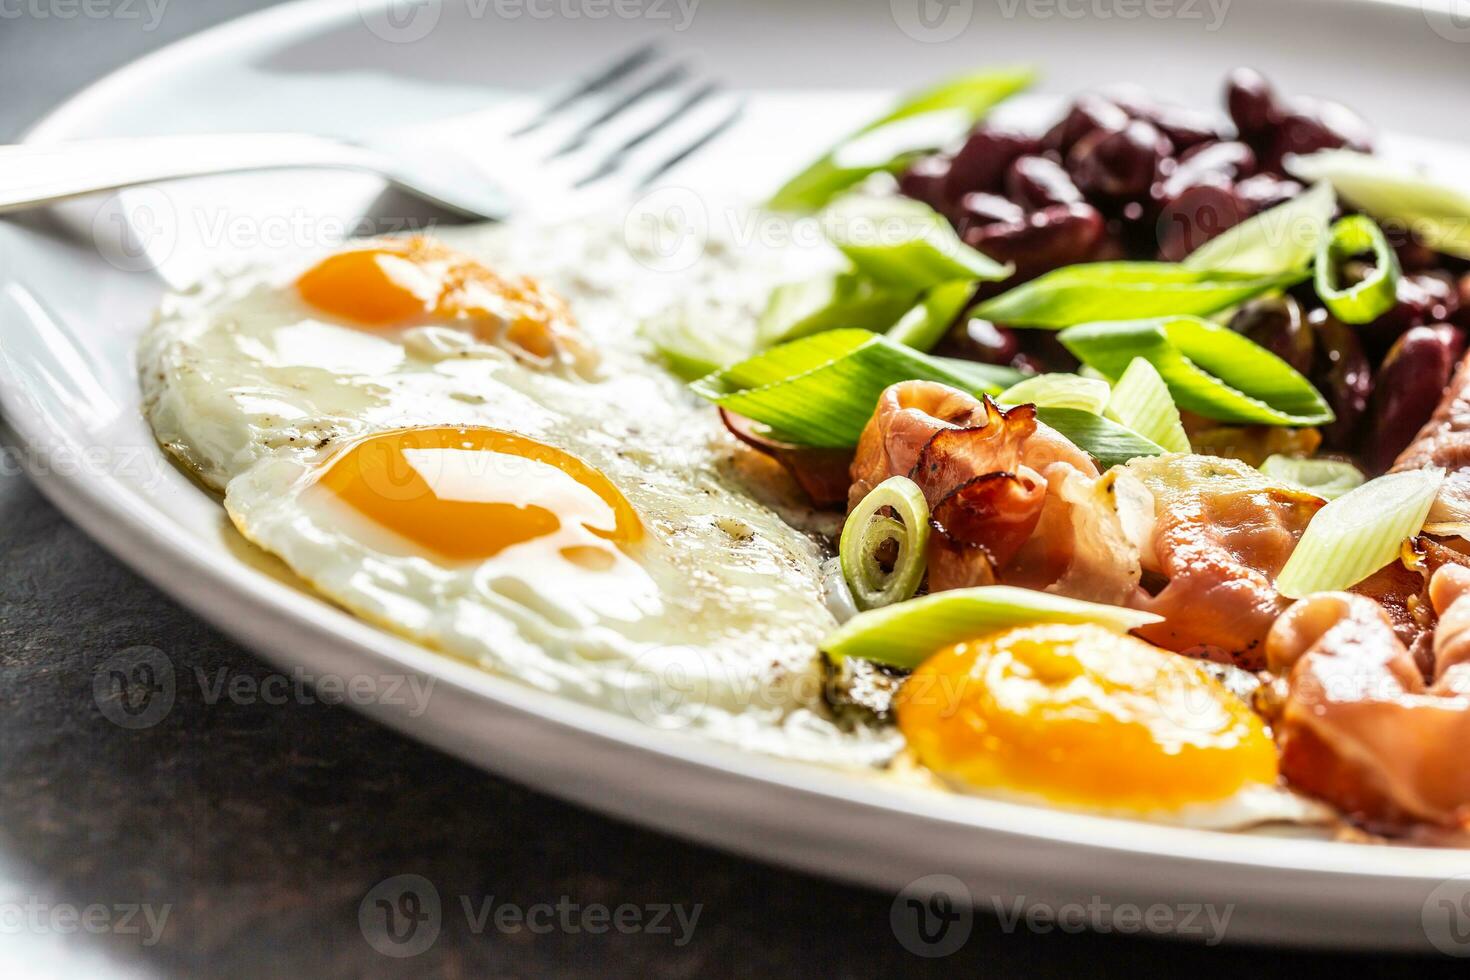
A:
[896,623,1278,812]
[310,426,641,564]
[295,238,580,363]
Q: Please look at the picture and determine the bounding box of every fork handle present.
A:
[0,134,385,213]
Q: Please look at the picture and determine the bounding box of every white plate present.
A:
[6,0,1470,953]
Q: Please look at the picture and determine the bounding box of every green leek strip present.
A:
[998,373,1111,414]
[1058,316,1333,426]
[690,329,1013,447]
[1275,468,1444,599]
[758,273,919,347]
[823,196,1012,290]
[821,586,1162,669]
[690,329,1161,464]
[1288,149,1470,260]
[1314,215,1402,325]
[1183,181,1336,276]
[839,476,930,610]
[1104,358,1190,454]
[971,262,1304,330]
[766,66,1036,213]
[1259,455,1365,501]
[887,279,977,352]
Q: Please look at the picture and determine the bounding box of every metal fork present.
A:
[0,44,743,220]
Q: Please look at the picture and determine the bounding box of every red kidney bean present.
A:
[1358,273,1463,361]
[945,128,1040,200]
[1261,97,1374,173]
[1310,310,1373,449]
[897,154,953,212]
[965,203,1105,281]
[1228,296,1315,376]
[1225,68,1279,137]
[954,192,1026,236]
[1158,141,1257,198]
[1107,86,1227,151]
[1043,95,1131,156]
[1068,119,1173,203]
[1005,155,1084,209]
[936,317,1022,367]
[1156,184,1246,262]
[1361,324,1469,472]
[1233,173,1305,213]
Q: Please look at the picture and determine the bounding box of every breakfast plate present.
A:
[6,0,1470,952]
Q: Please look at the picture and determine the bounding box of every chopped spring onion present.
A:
[886,279,977,352]
[1183,181,1336,276]
[1259,455,1366,501]
[1314,215,1401,324]
[998,373,1111,414]
[821,586,1163,669]
[1059,316,1334,426]
[971,262,1304,330]
[823,196,1012,290]
[840,476,930,610]
[766,66,1036,213]
[758,273,918,347]
[690,329,1015,447]
[690,329,1160,464]
[642,309,750,381]
[1104,358,1190,454]
[1289,149,1470,260]
[1275,468,1444,599]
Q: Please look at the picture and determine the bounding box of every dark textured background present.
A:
[0,2,1463,976]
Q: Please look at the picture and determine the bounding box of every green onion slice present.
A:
[821,586,1162,669]
[1275,468,1444,599]
[1059,316,1334,426]
[1259,455,1365,501]
[1314,215,1402,324]
[766,66,1036,213]
[1104,357,1191,453]
[972,261,1304,330]
[886,279,977,352]
[1183,181,1336,276]
[758,273,919,348]
[1289,149,1470,260]
[839,476,930,610]
[998,373,1111,414]
[642,309,750,382]
[823,196,1012,290]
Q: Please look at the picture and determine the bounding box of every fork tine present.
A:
[572,81,719,188]
[509,41,662,138]
[633,94,746,187]
[546,62,691,160]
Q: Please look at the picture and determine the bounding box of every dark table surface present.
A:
[0,3,1463,976]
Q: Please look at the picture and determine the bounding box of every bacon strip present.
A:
[1265,575,1470,835]
[1393,349,1470,534]
[1124,454,1323,668]
[720,409,852,507]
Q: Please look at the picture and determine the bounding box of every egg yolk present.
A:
[295,238,580,364]
[896,623,1278,812]
[310,426,641,564]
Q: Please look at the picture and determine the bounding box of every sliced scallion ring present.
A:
[998,373,1112,414]
[1104,357,1190,454]
[1313,215,1401,324]
[1259,455,1365,501]
[839,476,930,610]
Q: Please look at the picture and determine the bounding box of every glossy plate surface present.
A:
[5,0,1470,951]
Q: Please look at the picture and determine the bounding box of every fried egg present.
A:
[896,623,1328,830]
[139,223,890,763]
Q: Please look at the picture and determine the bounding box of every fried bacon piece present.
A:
[720,409,852,507]
[849,381,1136,599]
[1264,574,1470,835]
[1351,537,1470,671]
[1123,454,1323,668]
